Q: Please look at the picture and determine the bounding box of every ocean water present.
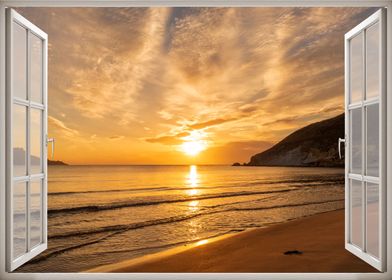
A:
[18,165,344,272]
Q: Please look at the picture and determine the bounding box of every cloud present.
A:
[187,117,236,130]
[19,7,171,122]
[16,7,377,164]
[66,8,171,121]
[145,131,189,145]
[262,104,344,128]
[238,104,260,114]
[108,135,125,140]
[158,110,174,120]
[48,116,79,138]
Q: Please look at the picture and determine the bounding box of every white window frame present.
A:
[344,9,387,271]
[5,8,48,272]
[0,1,391,280]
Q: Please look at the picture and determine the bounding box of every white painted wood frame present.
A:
[5,8,48,272]
[344,8,386,272]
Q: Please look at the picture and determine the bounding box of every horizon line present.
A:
[50,163,236,166]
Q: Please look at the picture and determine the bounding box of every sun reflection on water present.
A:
[185,166,203,239]
[189,200,199,207]
[187,189,199,196]
[195,239,209,246]
[188,200,199,212]
[186,165,200,196]
[187,165,198,187]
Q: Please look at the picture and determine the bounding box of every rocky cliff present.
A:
[247,114,344,167]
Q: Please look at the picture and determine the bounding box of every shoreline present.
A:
[88,209,376,273]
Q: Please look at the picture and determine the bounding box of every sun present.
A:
[180,130,207,156]
[182,140,206,156]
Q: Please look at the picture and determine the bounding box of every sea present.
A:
[18,165,344,272]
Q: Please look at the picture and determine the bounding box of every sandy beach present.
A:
[89,209,376,273]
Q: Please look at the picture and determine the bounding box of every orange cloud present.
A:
[187,117,236,130]
[16,7,377,164]
[145,131,190,145]
[48,116,79,138]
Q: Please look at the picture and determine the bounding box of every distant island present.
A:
[14,148,68,166]
[48,160,68,166]
[233,114,344,167]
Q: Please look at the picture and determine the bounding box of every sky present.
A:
[17,7,377,165]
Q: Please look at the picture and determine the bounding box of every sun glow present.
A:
[181,130,207,156]
[181,141,206,156]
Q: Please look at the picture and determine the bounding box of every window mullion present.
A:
[361,29,367,253]
[26,29,31,252]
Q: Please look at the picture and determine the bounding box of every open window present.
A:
[6,9,48,271]
[1,5,389,276]
[344,9,386,271]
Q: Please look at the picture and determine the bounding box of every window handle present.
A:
[46,137,55,160]
[338,138,346,159]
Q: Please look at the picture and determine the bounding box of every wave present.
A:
[30,199,343,265]
[48,188,295,216]
[243,177,343,186]
[29,229,245,265]
[49,186,171,196]
[97,229,245,255]
[49,198,343,239]
[48,194,280,227]
[48,177,344,197]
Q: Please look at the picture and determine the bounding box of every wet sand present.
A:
[89,209,377,273]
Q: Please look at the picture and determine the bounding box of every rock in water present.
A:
[48,160,68,166]
[284,250,303,255]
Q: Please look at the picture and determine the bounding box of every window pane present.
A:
[13,22,27,100]
[30,34,43,103]
[13,181,26,259]
[350,33,363,104]
[366,104,379,177]
[30,180,42,249]
[13,105,27,177]
[366,182,379,259]
[350,179,363,249]
[31,109,42,174]
[350,108,362,174]
[366,22,380,100]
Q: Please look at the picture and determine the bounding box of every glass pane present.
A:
[30,34,43,103]
[366,104,379,177]
[13,181,26,259]
[350,108,362,174]
[350,179,363,249]
[350,33,363,104]
[30,180,42,248]
[366,182,379,258]
[13,105,27,177]
[31,109,42,174]
[366,22,380,100]
[13,22,27,100]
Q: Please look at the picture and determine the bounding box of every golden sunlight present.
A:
[186,165,200,196]
[195,239,209,246]
[181,140,206,156]
[188,200,199,212]
[181,130,207,156]
[187,165,199,187]
[187,189,199,196]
